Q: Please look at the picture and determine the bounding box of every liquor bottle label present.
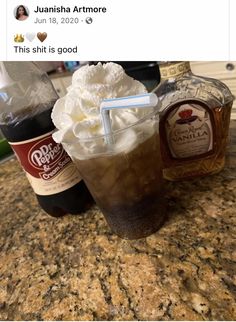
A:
[9,131,81,195]
[165,103,213,159]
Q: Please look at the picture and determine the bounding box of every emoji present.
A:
[14,34,24,42]
[26,32,36,42]
[37,32,47,42]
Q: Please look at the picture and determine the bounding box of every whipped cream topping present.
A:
[51,62,155,158]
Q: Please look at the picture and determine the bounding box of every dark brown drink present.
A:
[73,132,166,239]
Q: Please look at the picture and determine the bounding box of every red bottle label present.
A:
[9,131,81,195]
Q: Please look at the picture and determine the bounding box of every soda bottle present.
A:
[0,62,93,217]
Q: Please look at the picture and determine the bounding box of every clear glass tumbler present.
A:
[63,110,166,239]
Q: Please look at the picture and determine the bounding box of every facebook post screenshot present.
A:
[0,0,236,321]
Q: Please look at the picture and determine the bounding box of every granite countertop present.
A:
[0,125,236,321]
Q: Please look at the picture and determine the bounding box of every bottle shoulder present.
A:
[154,73,234,110]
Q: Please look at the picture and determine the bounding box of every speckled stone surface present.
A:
[0,125,236,321]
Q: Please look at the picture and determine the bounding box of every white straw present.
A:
[100,93,159,145]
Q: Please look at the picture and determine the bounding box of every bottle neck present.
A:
[159,62,191,79]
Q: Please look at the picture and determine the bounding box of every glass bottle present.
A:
[154,61,234,181]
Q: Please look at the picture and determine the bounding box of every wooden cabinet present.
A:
[62,76,73,90]
[51,76,72,97]
[51,63,236,118]
[190,62,236,119]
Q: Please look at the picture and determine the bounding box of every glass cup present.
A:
[63,110,166,239]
